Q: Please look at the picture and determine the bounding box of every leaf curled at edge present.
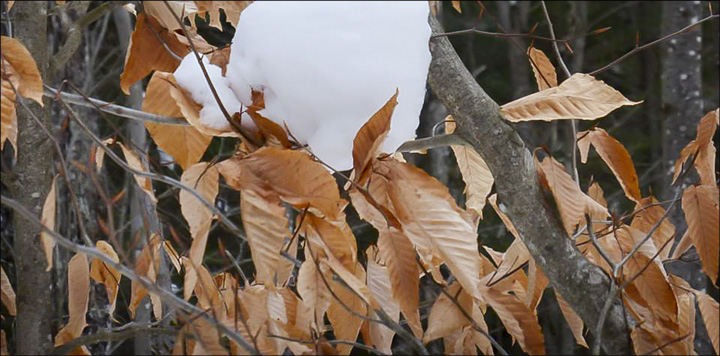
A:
[447,120,493,220]
[681,185,719,285]
[352,90,398,184]
[528,47,557,91]
[672,109,718,186]
[89,241,122,317]
[577,128,641,202]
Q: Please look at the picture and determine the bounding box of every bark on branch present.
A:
[427,15,633,355]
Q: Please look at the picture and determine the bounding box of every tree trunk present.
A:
[9,2,55,354]
[428,15,633,355]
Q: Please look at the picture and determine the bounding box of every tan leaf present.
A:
[501,73,641,122]
[144,1,198,32]
[528,47,557,91]
[447,121,494,220]
[119,13,189,94]
[451,0,462,13]
[379,159,483,300]
[669,275,696,355]
[0,266,16,316]
[555,292,588,348]
[217,147,346,220]
[297,254,331,332]
[195,1,253,30]
[0,74,17,152]
[89,241,122,316]
[577,128,640,202]
[180,162,219,237]
[0,330,7,356]
[241,189,293,285]
[116,141,157,204]
[54,253,90,355]
[696,290,719,354]
[142,72,212,169]
[480,282,545,355]
[424,282,472,343]
[325,261,368,355]
[129,235,162,319]
[536,154,609,234]
[40,175,58,271]
[303,214,358,272]
[186,219,211,298]
[1,36,44,105]
[682,185,719,284]
[352,90,398,184]
[673,109,718,186]
[184,314,228,355]
[631,196,675,261]
[526,258,548,311]
[365,248,399,354]
[377,227,422,338]
[616,226,678,321]
[208,47,231,76]
[470,302,494,355]
[488,194,520,239]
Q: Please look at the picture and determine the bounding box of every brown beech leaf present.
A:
[616,226,678,322]
[304,214,357,272]
[556,292,588,348]
[217,147,346,220]
[40,175,58,271]
[535,154,609,234]
[297,253,332,332]
[696,290,719,354]
[631,196,675,261]
[378,159,483,300]
[1,330,7,356]
[682,185,719,284]
[352,90,398,184]
[673,109,718,186]
[142,72,212,169]
[447,120,494,220]
[0,266,16,316]
[143,1,198,31]
[501,73,641,122]
[526,258,548,312]
[528,47,557,91]
[451,0,462,13]
[195,1,253,30]
[119,13,189,94]
[669,275,696,355]
[424,282,472,343]
[208,47,231,76]
[365,247,400,354]
[129,235,162,319]
[180,162,219,237]
[89,241,122,317]
[577,128,640,202]
[1,36,44,105]
[0,76,17,153]
[241,189,294,285]
[115,142,157,205]
[54,253,90,355]
[325,261,369,355]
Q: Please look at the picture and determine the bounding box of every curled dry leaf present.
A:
[195,1,253,30]
[119,13,189,94]
[696,290,719,354]
[631,196,675,261]
[117,142,158,205]
[142,72,212,169]
[669,275,696,355]
[143,1,199,32]
[501,73,641,122]
[682,185,719,284]
[528,47,557,91]
[303,214,357,272]
[447,120,494,220]
[352,90,398,184]
[324,260,368,355]
[217,146,346,220]
[89,241,122,317]
[577,128,640,202]
[297,253,331,333]
[0,266,16,316]
[129,235,162,319]
[535,153,609,234]
[673,109,718,186]
[555,292,588,348]
[179,162,219,238]
[54,253,90,355]
[424,282,472,343]
[40,175,58,271]
[365,247,400,354]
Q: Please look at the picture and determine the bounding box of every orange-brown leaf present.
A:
[1,36,44,105]
[447,121,493,220]
[0,266,16,316]
[195,1,253,30]
[673,109,718,186]
[40,175,58,271]
[501,73,641,122]
[365,250,399,354]
[424,282,472,343]
[631,196,675,261]
[352,90,398,184]
[54,253,90,355]
[555,292,588,348]
[481,282,545,355]
[89,241,121,316]
[325,261,368,355]
[696,290,719,354]
[179,162,219,237]
[577,128,640,202]
[682,185,719,284]
[528,47,557,91]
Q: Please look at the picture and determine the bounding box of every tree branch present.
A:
[427,15,633,355]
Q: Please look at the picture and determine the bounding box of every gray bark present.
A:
[428,15,633,355]
[8,2,55,354]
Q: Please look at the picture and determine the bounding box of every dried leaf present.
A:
[0,36,44,105]
[142,72,212,169]
[325,261,368,355]
[424,282,472,343]
[526,258,547,311]
[528,47,557,91]
[501,73,641,122]
[54,253,90,355]
[379,159,483,300]
[144,1,198,32]
[129,235,162,319]
[352,90,398,184]
[451,0,462,13]
[535,154,609,234]
[180,162,219,237]
[670,275,696,355]
[297,254,331,332]
[116,142,157,205]
[0,73,17,152]
[577,128,640,201]
[447,121,493,220]
[488,194,521,239]
[40,175,58,271]
[682,185,719,284]
[555,292,588,348]
[241,189,293,285]
[696,290,719,354]
[0,266,16,316]
[0,330,7,356]
[217,147,346,220]
[195,1,253,30]
[365,249,399,354]
[631,196,675,261]
[673,109,718,186]
[304,214,357,273]
[89,241,122,316]
[120,13,189,94]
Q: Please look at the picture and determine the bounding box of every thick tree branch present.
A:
[427,15,633,355]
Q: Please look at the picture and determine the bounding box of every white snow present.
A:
[174,1,431,170]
